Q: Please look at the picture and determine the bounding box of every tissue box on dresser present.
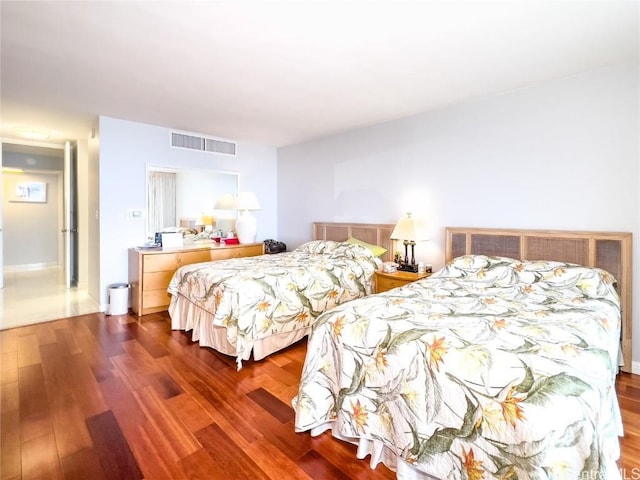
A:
[161,232,183,248]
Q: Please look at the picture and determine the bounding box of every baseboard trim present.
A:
[4,262,59,273]
[631,361,640,375]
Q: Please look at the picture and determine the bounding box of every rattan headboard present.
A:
[445,227,633,373]
[313,222,395,262]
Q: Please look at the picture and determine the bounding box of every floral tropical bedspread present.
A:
[168,240,381,364]
[293,255,623,480]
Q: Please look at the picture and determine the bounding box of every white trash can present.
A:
[108,283,130,315]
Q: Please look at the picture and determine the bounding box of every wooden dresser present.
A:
[128,242,264,316]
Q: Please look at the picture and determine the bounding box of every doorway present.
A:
[0,141,96,329]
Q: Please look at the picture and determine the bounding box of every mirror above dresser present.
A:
[146,166,239,240]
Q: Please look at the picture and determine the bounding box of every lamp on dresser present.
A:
[235,192,261,243]
[195,214,214,232]
[390,212,428,272]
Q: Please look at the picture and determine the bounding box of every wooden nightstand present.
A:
[375,270,431,293]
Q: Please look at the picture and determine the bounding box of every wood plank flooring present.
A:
[1,311,639,479]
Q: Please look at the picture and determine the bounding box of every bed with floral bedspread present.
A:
[293,255,623,479]
[168,240,381,368]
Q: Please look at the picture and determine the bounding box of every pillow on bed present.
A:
[345,237,387,258]
[294,240,379,263]
[439,256,618,299]
[439,255,519,275]
[514,260,618,298]
[294,240,343,254]
[434,255,520,286]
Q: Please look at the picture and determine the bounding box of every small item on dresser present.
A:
[223,237,240,245]
[161,232,183,248]
[137,245,161,250]
[418,262,426,274]
[398,262,419,272]
[382,262,397,273]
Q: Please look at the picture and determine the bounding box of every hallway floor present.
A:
[0,266,99,330]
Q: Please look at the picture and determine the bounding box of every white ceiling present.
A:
[1,1,638,148]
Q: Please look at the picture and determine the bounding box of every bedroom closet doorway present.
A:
[0,141,96,330]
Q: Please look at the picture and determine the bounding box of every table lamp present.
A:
[195,214,214,232]
[390,212,428,272]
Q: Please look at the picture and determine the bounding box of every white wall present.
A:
[278,63,640,367]
[97,116,278,309]
[2,171,61,267]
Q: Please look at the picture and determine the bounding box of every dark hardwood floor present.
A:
[1,311,639,479]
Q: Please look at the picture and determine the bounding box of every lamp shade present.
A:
[214,193,237,210]
[236,191,261,211]
[390,213,428,241]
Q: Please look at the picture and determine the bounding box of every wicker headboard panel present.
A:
[445,227,633,373]
[313,222,395,262]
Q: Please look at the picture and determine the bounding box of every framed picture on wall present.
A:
[10,181,47,203]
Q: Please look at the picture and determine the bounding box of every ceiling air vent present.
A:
[170,132,236,156]
[205,138,236,155]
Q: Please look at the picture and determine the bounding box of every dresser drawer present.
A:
[177,250,212,266]
[144,253,178,272]
[210,244,263,261]
[143,289,172,309]
[144,250,211,272]
[143,270,176,291]
[239,244,265,257]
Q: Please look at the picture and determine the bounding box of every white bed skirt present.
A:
[168,293,311,363]
[308,422,441,480]
[308,420,622,480]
